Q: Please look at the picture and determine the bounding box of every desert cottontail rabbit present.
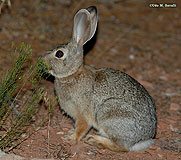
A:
[44,6,157,152]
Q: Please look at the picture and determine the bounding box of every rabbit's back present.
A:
[92,68,156,147]
[93,68,155,112]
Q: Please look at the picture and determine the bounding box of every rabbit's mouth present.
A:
[48,69,54,75]
[45,65,53,75]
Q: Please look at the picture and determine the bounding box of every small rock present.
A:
[110,48,118,53]
[0,150,54,160]
[57,131,64,135]
[130,47,135,52]
[159,75,169,81]
[158,154,163,158]
[129,54,135,60]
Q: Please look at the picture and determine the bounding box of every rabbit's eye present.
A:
[55,50,64,58]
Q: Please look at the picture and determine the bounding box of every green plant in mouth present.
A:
[0,43,52,152]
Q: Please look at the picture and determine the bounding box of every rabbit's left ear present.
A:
[73,6,98,47]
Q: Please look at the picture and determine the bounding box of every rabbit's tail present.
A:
[129,139,154,152]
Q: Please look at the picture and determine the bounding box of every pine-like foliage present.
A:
[0,43,50,152]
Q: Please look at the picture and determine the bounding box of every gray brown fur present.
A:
[44,6,157,152]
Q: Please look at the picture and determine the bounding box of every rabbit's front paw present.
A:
[62,133,76,144]
[61,117,90,145]
[62,129,76,144]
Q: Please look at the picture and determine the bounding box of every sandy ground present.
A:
[0,0,181,159]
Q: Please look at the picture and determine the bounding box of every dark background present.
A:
[0,0,180,159]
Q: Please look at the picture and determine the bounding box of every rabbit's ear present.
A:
[73,6,98,47]
[86,6,98,41]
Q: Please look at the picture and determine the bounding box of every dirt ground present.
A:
[0,0,181,159]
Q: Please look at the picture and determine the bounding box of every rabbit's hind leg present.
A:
[85,135,129,152]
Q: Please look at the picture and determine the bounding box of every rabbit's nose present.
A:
[43,56,52,71]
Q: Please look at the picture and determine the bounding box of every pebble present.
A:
[56,131,64,135]
[158,154,163,158]
[110,48,118,53]
[129,54,135,60]
[159,75,169,81]
[0,150,54,160]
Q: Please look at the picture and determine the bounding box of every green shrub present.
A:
[0,43,51,152]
